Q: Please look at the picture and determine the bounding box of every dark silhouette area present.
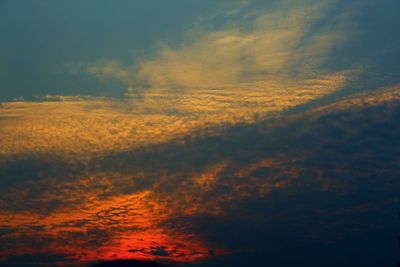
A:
[397,210,400,267]
[91,259,173,267]
[398,235,400,267]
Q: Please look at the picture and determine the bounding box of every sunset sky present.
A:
[1,1,400,267]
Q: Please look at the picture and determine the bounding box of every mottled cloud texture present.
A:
[1,0,400,267]
[1,84,399,266]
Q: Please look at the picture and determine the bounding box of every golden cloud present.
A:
[86,0,348,91]
[0,72,350,162]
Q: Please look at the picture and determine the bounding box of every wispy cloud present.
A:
[85,0,350,92]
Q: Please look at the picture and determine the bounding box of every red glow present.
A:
[0,191,220,266]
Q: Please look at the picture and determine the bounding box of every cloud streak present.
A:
[85,0,352,93]
[0,73,350,163]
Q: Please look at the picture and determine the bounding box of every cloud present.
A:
[91,260,172,267]
[136,3,336,88]
[2,1,399,266]
[10,0,354,169]
[1,85,399,266]
[85,0,352,92]
[0,72,350,163]
[86,60,136,87]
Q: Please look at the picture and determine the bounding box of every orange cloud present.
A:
[0,73,350,163]
[1,85,400,266]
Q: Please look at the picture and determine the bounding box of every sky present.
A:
[0,1,400,267]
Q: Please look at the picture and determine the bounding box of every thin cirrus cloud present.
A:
[85,0,353,91]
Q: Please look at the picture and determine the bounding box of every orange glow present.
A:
[0,191,216,266]
[1,86,399,266]
[0,158,300,265]
[0,72,350,162]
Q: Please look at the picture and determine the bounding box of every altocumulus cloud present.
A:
[1,84,400,266]
[1,0,400,267]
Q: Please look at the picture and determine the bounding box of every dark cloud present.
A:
[1,87,400,266]
[91,259,172,267]
[1,253,76,267]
